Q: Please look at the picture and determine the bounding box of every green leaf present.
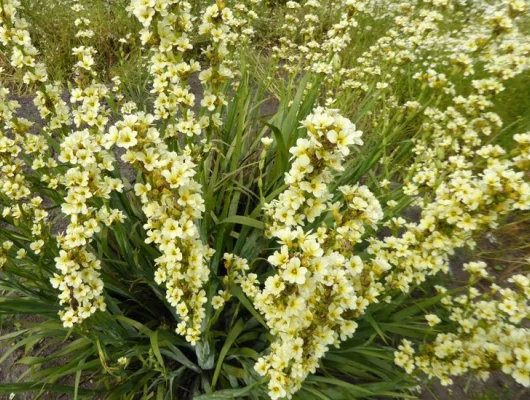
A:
[227,347,261,361]
[261,119,288,179]
[193,379,265,400]
[0,328,30,341]
[0,299,59,314]
[150,330,166,375]
[211,319,245,388]
[390,292,448,321]
[222,364,248,380]
[161,343,201,373]
[196,337,216,370]
[115,315,154,335]
[157,383,165,400]
[305,376,373,397]
[0,383,101,395]
[74,359,84,400]
[298,387,331,400]
[323,354,381,380]
[218,215,265,230]
[379,323,430,339]
[230,284,267,329]
[363,312,389,344]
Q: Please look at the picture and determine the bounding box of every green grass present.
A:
[10,0,142,86]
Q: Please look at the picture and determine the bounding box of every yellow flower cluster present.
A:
[395,269,530,387]
[198,1,236,128]
[232,108,384,399]
[0,87,31,201]
[135,0,208,140]
[0,0,70,130]
[106,111,214,344]
[229,0,259,44]
[0,0,46,84]
[53,124,124,327]
[51,0,127,328]
[358,115,530,316]
[360,0,530,299]
[211,253,251,310]
[338,3,447,94]
[0,0,63,263]
[128,0,205,139]
[265,107,363,233]
[124,0,234,343]
[272,0,363,79]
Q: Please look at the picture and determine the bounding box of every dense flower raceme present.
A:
[123,0,239,344]
[0,0,69,282]
[127,0,243,136]
[106,112,214,345]
[128,0,203,130]
[226,108,387,399]
[51,0,128,327]
[0,84,52,264]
